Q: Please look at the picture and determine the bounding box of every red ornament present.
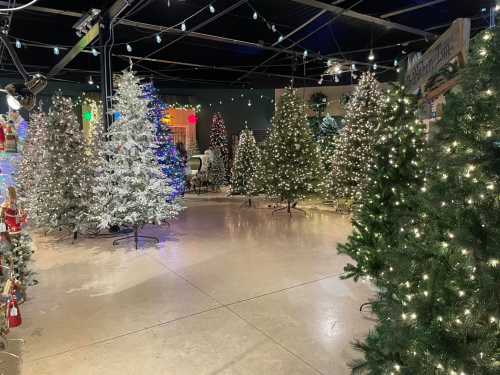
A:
[188,114,197,125]
[7,295,22,328]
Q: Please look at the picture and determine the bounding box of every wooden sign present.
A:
[405,18,471,91]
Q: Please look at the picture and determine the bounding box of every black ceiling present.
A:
[0,0,493,88]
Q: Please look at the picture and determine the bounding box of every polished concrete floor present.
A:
[4,200,374,375]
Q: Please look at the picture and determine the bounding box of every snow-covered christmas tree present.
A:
[230,127,261,201]
[15,110,49,212]
[208,147,226,191]
[330,71,383,204]
[92,70,182,243]
[261,87,321,211]
[25,93,94,234]
[144,82,185,199]
[209,112,229,180]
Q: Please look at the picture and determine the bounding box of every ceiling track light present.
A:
[368,49,375,61]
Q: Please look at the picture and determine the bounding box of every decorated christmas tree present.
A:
[209,112,229,180]
[330,72,383,204]
[262,87,321,211]
[92,70,182,237]
[26,93,94,234]
[15,110,49,211]
[208,147,226,191]
[346,27,500,374]
[317,114,342,196]
[338,85,426,281]
[230,128,261,201]
[308,92,328,139]
[144,82,185,198]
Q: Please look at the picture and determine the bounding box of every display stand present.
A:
[272,201,306,216]
[112,225,159,250]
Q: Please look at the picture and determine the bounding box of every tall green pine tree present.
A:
[230,127,261,199]
[330,72,384,204]
[262,87,321,210]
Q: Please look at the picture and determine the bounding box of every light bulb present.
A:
[15,39,21,49]
[368,49,375,61]
[253,11,258,20]
[88,75,94,85]
[126,44,132,52]
[278,35,284,43]
[209,4,215,13]
[351,63,356,71]
[248,100,252,107]
[155,34,162,43]
[373,63,378,70]
[271,24,276,32]
[53,47,60,55]
[91,47,98,56]
[393,58,398,66]
[303,50,308,58]
[396,67,401,73]
[318,77,323,85]
[181,22,186,31]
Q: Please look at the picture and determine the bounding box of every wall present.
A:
[160,88,274,151]
[0,78,274,152]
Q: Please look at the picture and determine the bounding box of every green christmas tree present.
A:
[344,27,500,374]
[230,128,261,202]
[338,85,426,281]
[317,114,342,196]
[262,87,321,211]
[330,72,384,205]
[208,147,226,191]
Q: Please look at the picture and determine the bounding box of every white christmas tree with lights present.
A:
[330,71,383,204]
[92,70,182,235]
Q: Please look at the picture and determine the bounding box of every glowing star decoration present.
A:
[188,114,197,125]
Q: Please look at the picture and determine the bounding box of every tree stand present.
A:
[272,201,306,216]
[240,198,254,208]
[112,226,159,250]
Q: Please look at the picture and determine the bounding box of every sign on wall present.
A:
[405,18,471,92]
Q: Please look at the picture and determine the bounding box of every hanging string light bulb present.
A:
[209,4,215,13]
[368,49,375,61]
[15,39,21,49]
[253,11,258,20]
[53,46,60,55]
[278,35,284,43]
[91,47,98,56]
[126,44,132,52]
[181,22,187,32]
[155,34,162,43]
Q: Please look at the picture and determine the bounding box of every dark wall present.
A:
[160,88,274,151]
[0,78,274,151]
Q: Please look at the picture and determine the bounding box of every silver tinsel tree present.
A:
[330,72,383,203]
[92,70,183,231]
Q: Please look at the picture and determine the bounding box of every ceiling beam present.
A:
[289,0,436,39]
[381,0,447,19]
[47,0,135,77]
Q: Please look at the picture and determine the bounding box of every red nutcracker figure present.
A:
[0,120,5,152]
[7,294,21,328]
[1,187,27,237]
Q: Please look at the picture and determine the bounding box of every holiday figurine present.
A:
[4,120,17,153]
[1,187,26,237]
[0,118,5,152]
[7,293,21,328]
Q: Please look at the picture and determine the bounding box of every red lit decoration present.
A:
[188,114,197,125]
[7,294,22,328]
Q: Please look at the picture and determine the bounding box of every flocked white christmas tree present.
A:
[330,71,383,204]
[92,69,182,246]
[230,127,261,203]
[21,94,94,235]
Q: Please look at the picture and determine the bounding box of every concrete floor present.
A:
[3,200,374,375]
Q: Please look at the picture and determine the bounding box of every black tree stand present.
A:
[272,201,306,216]
[240,197,254,208]
[112,225,159,250]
